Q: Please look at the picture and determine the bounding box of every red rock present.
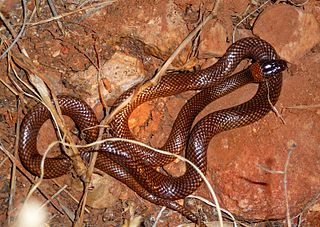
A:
[198,21,229,59]
[121,1,189,63]
[165,96,186,118]
[253,4,320,63]
[149,109,163,132]
[129,102,153,130]
[163,159,186,177]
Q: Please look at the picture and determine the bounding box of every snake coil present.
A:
[19,37,287,225]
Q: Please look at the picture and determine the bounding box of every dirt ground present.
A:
[0,0,319,227]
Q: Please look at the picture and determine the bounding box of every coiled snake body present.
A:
[19,37,287,224]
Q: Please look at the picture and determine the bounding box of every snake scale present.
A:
[19,37,287,225]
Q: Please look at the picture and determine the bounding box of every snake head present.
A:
[250,59,287,82]
[260,59,287,77]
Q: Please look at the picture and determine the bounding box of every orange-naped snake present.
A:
[19,37,287,225]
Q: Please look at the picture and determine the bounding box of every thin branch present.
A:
[39,185,68,210]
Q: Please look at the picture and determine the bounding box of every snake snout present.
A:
[260,59,287,77]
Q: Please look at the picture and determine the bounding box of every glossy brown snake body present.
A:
[19,37,287,224]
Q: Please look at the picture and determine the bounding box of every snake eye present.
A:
[260,59,287,77]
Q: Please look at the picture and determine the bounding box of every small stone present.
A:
[253,5,320,63]
[163,159,186,177]
[101,52,145,101]
[67,51,145,106]
[286,139,297,149]
[86,174,123,209]
[52,50,60,58]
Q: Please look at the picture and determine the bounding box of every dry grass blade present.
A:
[28,74,88,179]
[187,195,238,227]
[296,193,320,227]
[24,140,60,202]
[288,0,309,6]
[0,77,20,97]
[266,81,286,124]
[39,185,68,210]
[0,157,8,167]
[149,12,216,86]
[9,62,40,101]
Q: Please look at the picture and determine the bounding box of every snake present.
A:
[19,37,287,225]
